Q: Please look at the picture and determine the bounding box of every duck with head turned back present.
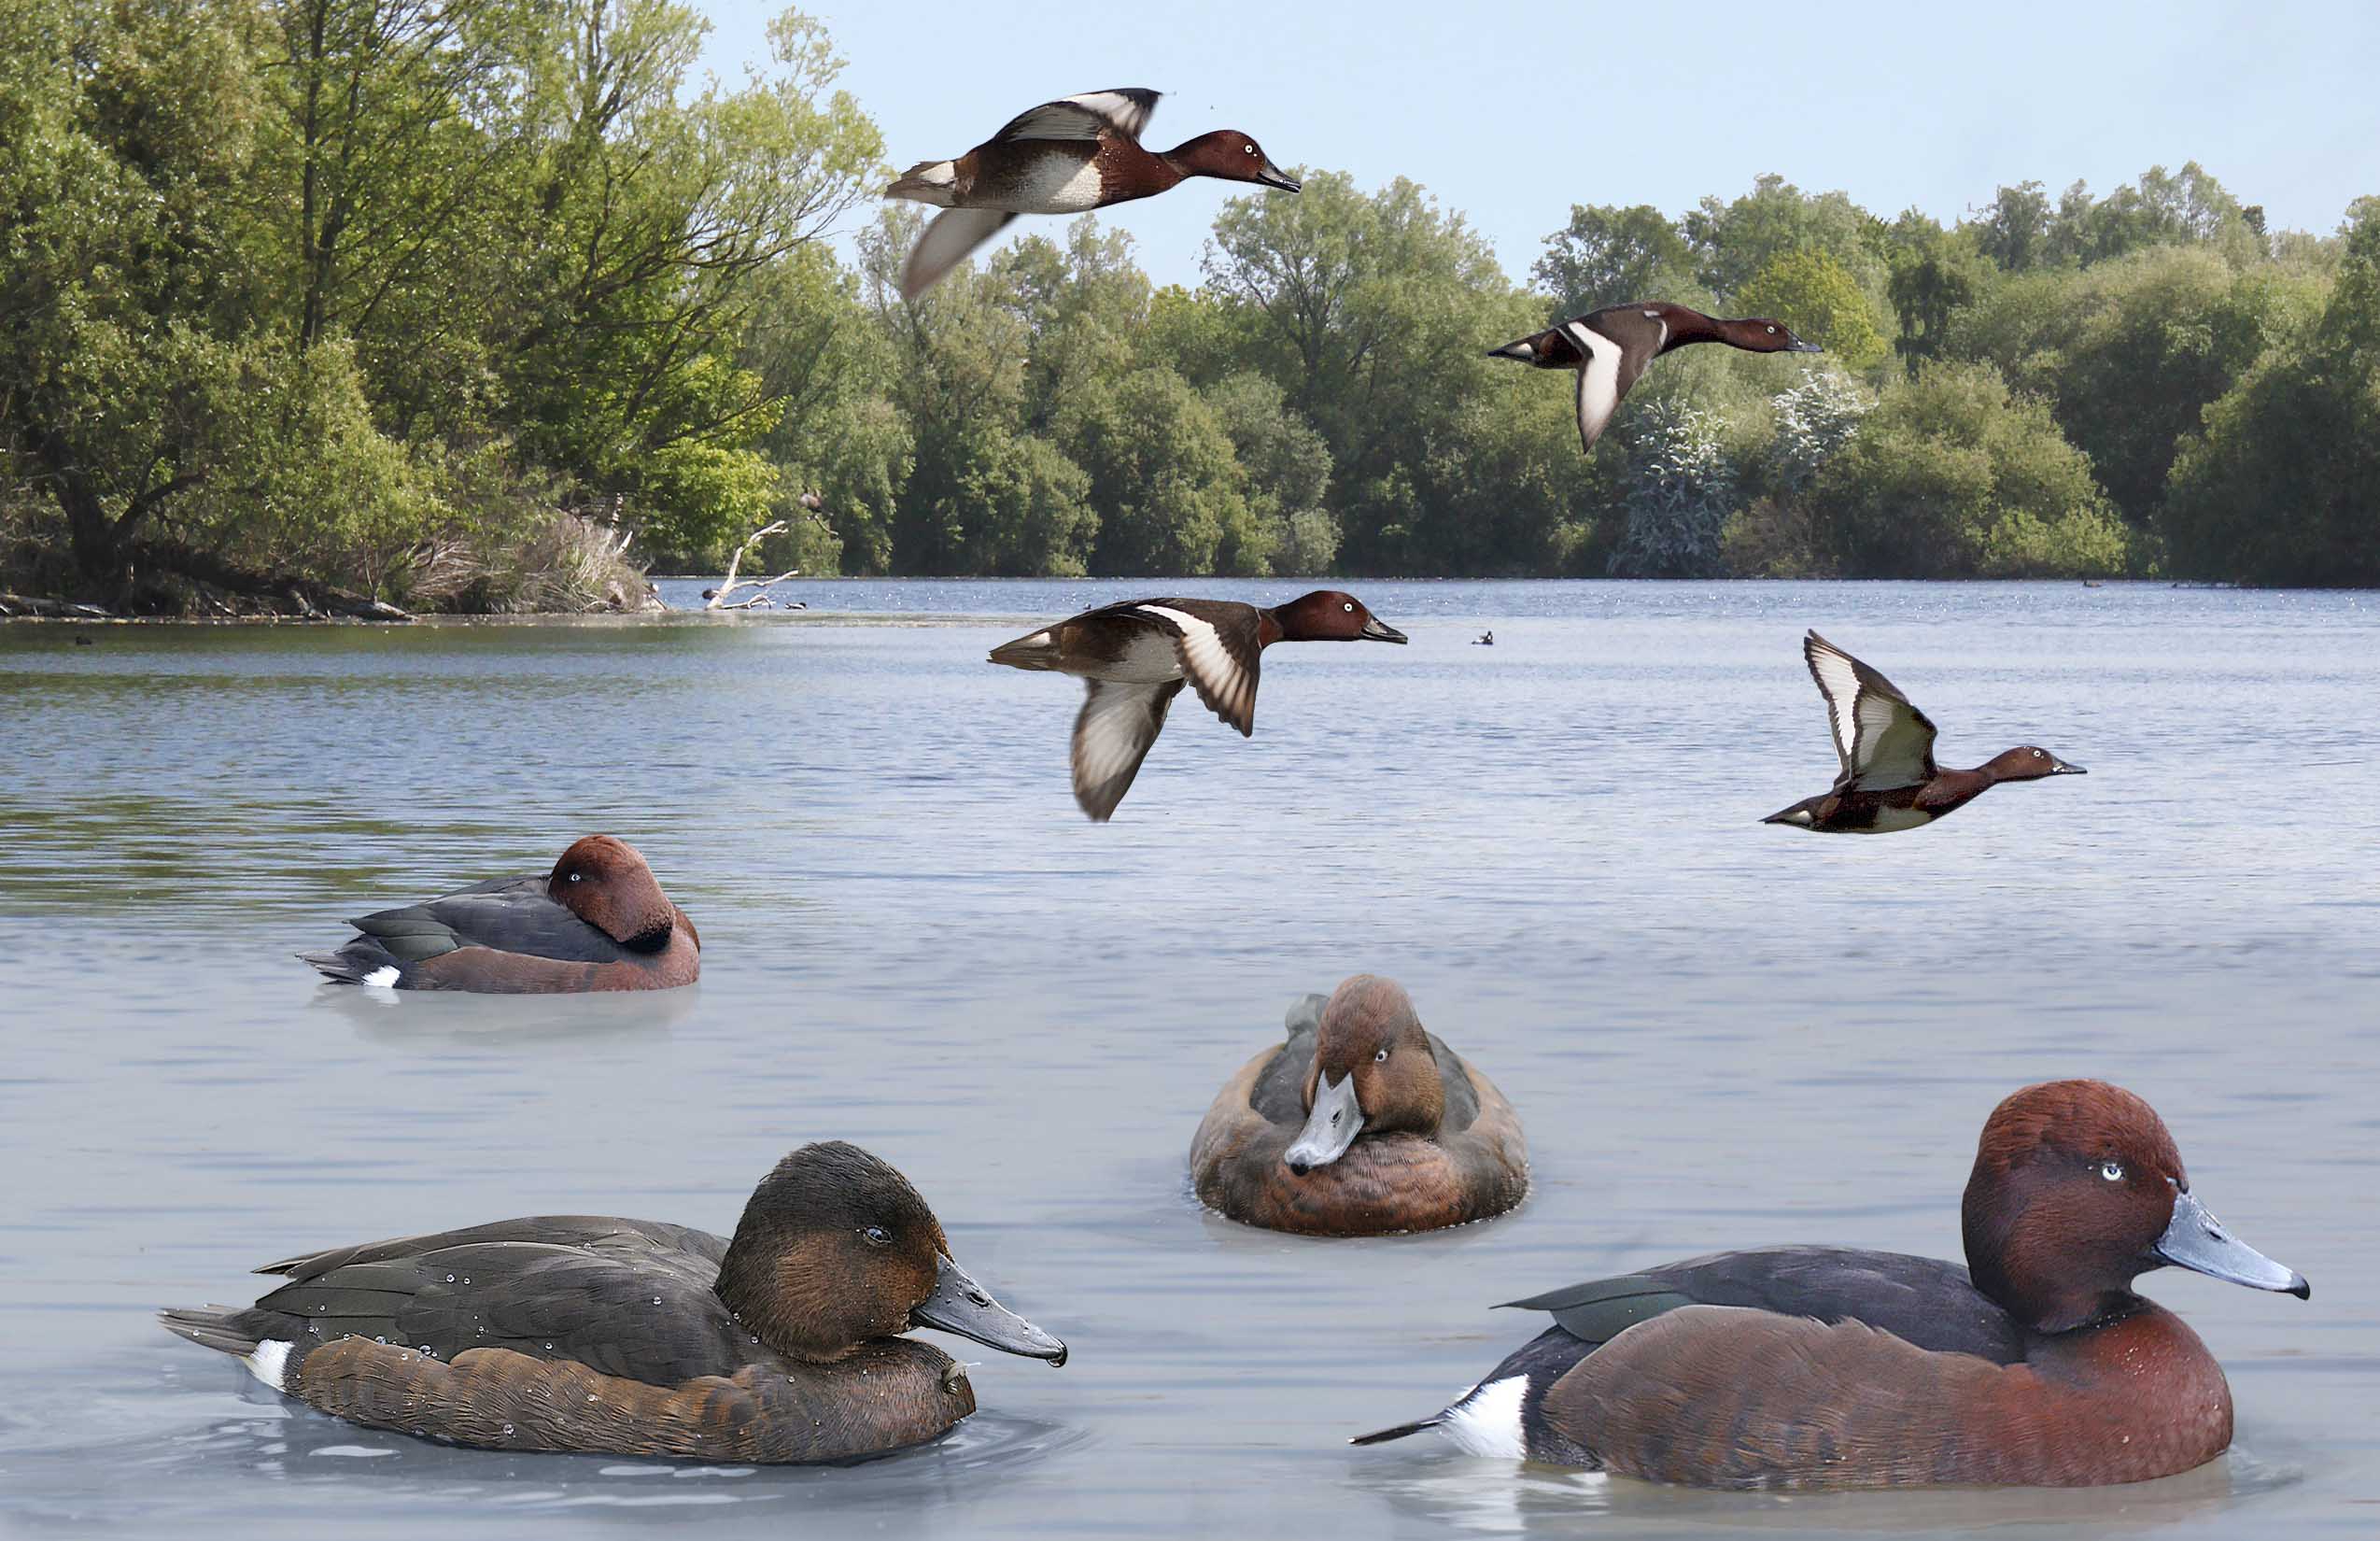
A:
[1489,301,1819,456]
[1190,976,1528,1237]
[301,834,701,992]
[988,590,1406,821]
[1764,630,2085,833]
[160,1142,1066,1463]
[1353,1080,2306,1488]
[887,88,1299,299]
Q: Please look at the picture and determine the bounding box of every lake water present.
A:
[0,578,2373,1539]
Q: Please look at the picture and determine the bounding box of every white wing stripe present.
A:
[1136,605,1250,722]
[1806,641,1864,768]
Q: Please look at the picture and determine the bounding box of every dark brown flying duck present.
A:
[886,88,1299,300]
[1764,631,2085,833]
[987,591,1406,821]
[1489,302,1819,456]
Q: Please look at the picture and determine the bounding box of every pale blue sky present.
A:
[696,0,2380,290]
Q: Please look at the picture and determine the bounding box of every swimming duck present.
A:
[1473,630,1494,646]
[1190,977,1528,1237]
[1353,1080,2306,1488]
[887,89,1299,300]
[301,834,700,992]
[1764,630,2085,833]
[160,1141,1066,1463]
[988,591,1406,821]
[1489,302,1819,456]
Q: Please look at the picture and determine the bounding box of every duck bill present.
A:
[1255,159,1301,193]
[1486,337,1538,363]
[1285,1071,1363,1175]
[1360,616,1408,644]
[2153,1191,2309,1298]
[1786,336,1824,353]
[911,1255,1069,1364]
[2051,758,2087,775]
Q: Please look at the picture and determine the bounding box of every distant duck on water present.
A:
[988,591,1406,821]
[886,89,1300,300]
[1474,630,1493,646]
[1763,631,2085,834]
[1490,303,1819,457]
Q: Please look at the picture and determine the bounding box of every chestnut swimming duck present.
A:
[1190,977,1528,1237]
[887,89,1299,300]
[1489,302,1819,456]
[302,834,700,991]
[1764,630,2085,833]
[988,591,1406,821]
[160,1142,1067,1463]
[1353,1080,2306,1488]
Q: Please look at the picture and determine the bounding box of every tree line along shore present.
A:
[4,1,2373,618]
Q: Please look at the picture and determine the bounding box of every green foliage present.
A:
[2162,199,2380,586]
[1737,250,1888,368]
[1532,204,1704,317]
[1805,361,2129,578]
[1611,402,1735,577]
[1683,175,1888,308]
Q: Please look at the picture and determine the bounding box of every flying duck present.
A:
[1351,1081,2307,1488]
[160,1142,1066,1463]
[886,89,1299,300]
[301,834,700,991]
[1764,631,2085,833]
[1489,302,1819,456]
[987,591,1406,821]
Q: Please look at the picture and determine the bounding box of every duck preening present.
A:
[1764,630,2085,833]
[160,1142,1066,1463]
[1351,1080,2305,1488]
[887,89,1299,300]
[301,834,700,992]
[1189,977,1528,1237]
[988,591,1406,821]
[1489,302,1820,456]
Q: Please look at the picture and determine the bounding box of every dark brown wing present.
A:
[990,89,1160,144]
[1803,630,1939,791]
[1131,600,1262,735]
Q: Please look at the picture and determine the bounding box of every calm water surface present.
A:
[0,580,2374,1538]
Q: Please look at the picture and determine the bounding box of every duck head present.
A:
[1961,1080,2306,1335]
[1286,976,1443,1175]
[548,835,683,951]
[715,1141,1067,1366]
[1271,589,1407,644]
[1166,131,1300,191]
[1706,315,1823,353]
[1983,745,2088,782]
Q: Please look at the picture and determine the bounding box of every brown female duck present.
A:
[161,1142,1066,1462]
[1190,976,1528,1237]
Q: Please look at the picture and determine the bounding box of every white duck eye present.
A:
[1373,1047,1388,1063]
[2100,1160,2124,1181]
[2033,749,2045,757]
[568,871,582,883]
[1343,602,1354,612]
[1766,325,1776,333]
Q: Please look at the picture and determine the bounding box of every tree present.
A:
[1884,215,1990,374]
[1682,174,1887,305]
[1974,181,2053,273]
[1609,402,1735,577]
[1805,361,2128,578]
[2162,199,2380,585]
[1737,250,1888,369]
[1531,204,1701,318]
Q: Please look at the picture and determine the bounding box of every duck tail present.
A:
[987,628,1063,672]
[300,935,400,985]
[1349,1414,1443,1446]
[159,1306,260,1359]
[885,160,959,207]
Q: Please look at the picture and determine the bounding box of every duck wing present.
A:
[1501,1246,2023,1364]
[345,876,627,965]
[1131,601,1263,736]
[1562,318,1626,454]
[234,1217,749,1385]
[900,207,1016,301]
[1071,678,1188,821]
[991,88,1161,144]
[1802,630,1940,792]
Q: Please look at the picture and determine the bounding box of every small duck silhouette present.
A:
[1473,630,1493,646]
